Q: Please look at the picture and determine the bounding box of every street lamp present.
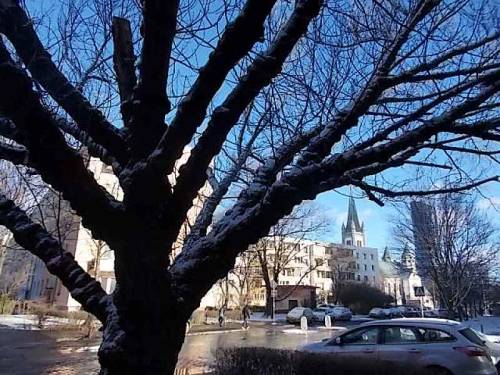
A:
[270,280,277,321]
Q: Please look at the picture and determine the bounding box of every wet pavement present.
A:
[0,323,345,374]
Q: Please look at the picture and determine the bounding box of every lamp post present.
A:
[270,280,277,321]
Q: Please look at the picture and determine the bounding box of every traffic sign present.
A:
[414,286,425,297]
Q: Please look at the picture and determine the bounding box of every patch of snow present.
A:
[283,328,316,334]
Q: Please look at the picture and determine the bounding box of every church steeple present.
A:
[382,246,391,262]
[342,197,366,247]
[346,196,363,232]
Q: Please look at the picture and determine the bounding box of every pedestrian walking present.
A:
[204,306,210,324]
[218,305,226,327]
[242,304,251,329]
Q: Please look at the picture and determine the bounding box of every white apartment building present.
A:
[199,197,380,308]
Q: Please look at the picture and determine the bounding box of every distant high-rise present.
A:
[342,197,366,247]
[410,201,435,277]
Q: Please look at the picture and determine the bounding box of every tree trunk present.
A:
[265,286,273,317]
[98,311,186,375]
[98,245,191,375]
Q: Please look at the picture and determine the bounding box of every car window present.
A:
[417,328,456,343]
[383,327,419,344]
[459,328,485,346]
[342,327,379,345]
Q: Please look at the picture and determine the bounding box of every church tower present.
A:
[342,197,366,247]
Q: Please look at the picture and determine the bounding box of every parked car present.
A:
[328,307,353,321]
[388,307,404,318]
[286,307,315,324]
[301,318,498,375]
[369,307,391,319]
[312,307,330,322]
[318,303,337,309]
[401,306,421,317]
[474,329,500,372]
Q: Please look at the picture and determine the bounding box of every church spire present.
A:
[346,196,363,232]
[342,196,366,247]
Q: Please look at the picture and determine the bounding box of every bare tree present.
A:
[0,0,498,373]
[394,194,498,319]
[253,204,326,316]
[226,250,260,308]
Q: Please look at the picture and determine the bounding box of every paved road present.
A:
[0,323,346,374]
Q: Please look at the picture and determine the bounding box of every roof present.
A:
[362,318,463,328]
[379,257,399,278]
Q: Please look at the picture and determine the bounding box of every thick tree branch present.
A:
[126,0,179,158]
[0,194,110,322]
[112,17,137,126]
[164,0,323,251]
[150,0,278,176]
[0,2,127,164]
[0,48,126,248]
[170,66,499,303]
[54,116,120,171]
[0,140,28,166]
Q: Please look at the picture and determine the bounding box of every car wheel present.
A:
[425,366,453,375]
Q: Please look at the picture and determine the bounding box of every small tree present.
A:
[253,204,326,316]
[339,283,394,314]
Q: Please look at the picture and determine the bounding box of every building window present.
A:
[346,240,352,245]
[370,254,374,260]
[363,253,367,260]
[371,265,375,271]
[357,240,362,247]
[357,275,361,281]
[363,264,367,271]
[356,252,359,258]
[364,276,368,282]
[356,263,360,270]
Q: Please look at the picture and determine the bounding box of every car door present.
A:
[378,326,422,365]
[329,326,381,359]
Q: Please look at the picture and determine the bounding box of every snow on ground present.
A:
[465,316,500,335]
[0,314,82,330]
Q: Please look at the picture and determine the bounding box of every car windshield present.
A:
[459,328,486,347]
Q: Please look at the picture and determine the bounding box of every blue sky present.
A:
[313,183,500,252]
[25,0,500,253]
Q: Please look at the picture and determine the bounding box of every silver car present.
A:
[302,318,497,375]
[286,307,314,324]
[328,306,352,321]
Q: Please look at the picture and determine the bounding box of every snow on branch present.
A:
[164,0,323,251]
[0,194,110,322]
[151,0,279,178]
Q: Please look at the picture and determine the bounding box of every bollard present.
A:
[300,316,308,331]
[325,315,332,328]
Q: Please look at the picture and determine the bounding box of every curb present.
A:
[186,328,244,336]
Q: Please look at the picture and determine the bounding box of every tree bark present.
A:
[265,286,273,317]
[98,312,186,375]
[98,246,189,375]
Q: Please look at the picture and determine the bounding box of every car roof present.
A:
[361,318,464,328]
